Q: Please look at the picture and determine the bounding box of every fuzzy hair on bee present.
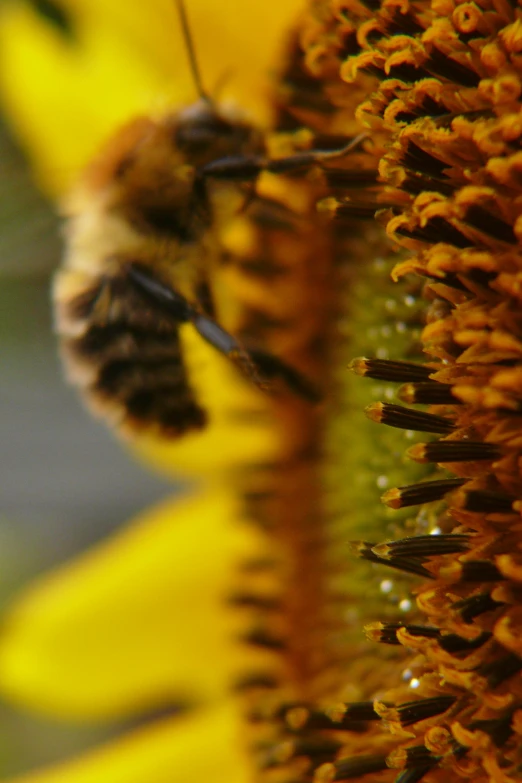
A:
[53,1,359,439]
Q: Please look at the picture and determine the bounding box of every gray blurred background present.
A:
[0,116,180,776]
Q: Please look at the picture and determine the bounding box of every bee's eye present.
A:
[28,0,75,40]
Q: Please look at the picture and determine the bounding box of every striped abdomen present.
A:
[54,266,207,437]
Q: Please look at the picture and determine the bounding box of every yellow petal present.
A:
[0,2,171,195]
[0,487,268,719]
[3,701,250,783]
[0,0,303,195]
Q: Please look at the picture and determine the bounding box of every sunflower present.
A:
[1,0,522,782]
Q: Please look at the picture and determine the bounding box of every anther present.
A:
[454,561,504,583]
[283,702,380,731]
[315,754,389,781]
[452,592,504,623]
[407,440,501,463]
[452,488,515,513]
[365,622,440,645]
[478,652,522,688]
[365,403,454,434]
[372,533,471,559]
[397,381,458,405]
[351,541,433,579]
[387,745,438,770]
[390,696,456,727]
[349,357,434,383]
[382,478,466,509]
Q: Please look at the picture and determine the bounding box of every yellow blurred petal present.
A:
[0,2,171,194]
[4,701,250,783]
[0,487,268,719]
[0,0,303,194]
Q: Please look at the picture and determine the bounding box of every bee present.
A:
[53,0,360,439]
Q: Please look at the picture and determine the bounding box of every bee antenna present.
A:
[175,0,210,102]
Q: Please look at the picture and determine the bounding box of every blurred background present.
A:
[0,114,177,775]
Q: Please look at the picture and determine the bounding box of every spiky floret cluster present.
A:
[240,0,522,781]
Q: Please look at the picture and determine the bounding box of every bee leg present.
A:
[127,263,270,387]
[192,314,321,402]
[245,348,322,404]
[267,133,367,174]
[189,313,270,391]
[126,264,320,402]
[198,132,367,182]
[195,280,216,318]
[126,263,192,320]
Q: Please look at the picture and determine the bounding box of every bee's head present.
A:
[167,0,264,165]
[77,102,263,244]
[173,98,264,165]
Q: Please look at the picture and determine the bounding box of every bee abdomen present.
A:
[117,385,206,436]
[55,270,206,437]
[96,358,186,394]
[69,323,182,363]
